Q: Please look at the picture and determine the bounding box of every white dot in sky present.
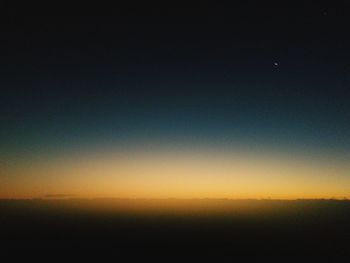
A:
[274,62,279,66]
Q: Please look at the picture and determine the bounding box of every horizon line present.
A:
[1,197,349,201]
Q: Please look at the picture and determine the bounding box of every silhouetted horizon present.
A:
[1,2,350,259]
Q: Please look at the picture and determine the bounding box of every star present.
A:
[274,62,279,67]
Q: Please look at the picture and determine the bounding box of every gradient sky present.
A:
[1,2,350,198]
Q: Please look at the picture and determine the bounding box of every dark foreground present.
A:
[1,199,350,260]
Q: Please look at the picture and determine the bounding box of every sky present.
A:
[1,2,350,199]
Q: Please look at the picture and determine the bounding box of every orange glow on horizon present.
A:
[1,148,349,200]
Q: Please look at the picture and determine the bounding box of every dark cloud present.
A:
[43,194,74,198]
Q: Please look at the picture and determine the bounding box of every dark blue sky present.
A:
[1,2,350,157]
